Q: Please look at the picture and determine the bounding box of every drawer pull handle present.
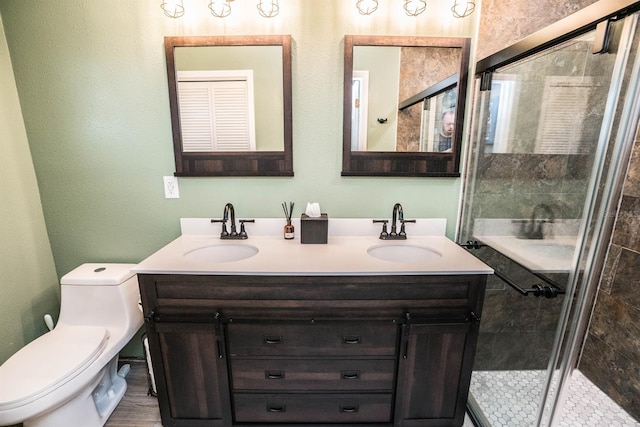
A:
[342,335,361,344]
[341,371,361,380]
[263,336,282,345]
[340,404,359,413]
[265,370,285,379]
[267,404,286,413]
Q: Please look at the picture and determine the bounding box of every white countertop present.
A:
[132,218,493,276]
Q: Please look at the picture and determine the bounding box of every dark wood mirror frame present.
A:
[342,35,470,177]
[165,35,293,176]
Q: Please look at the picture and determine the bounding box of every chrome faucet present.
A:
[373,203,415,240]
[515,203,555,239]
[211,203,254,239]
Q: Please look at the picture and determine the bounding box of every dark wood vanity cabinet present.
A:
[138,274,486,427]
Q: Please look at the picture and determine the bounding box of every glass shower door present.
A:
[459,10,639,426]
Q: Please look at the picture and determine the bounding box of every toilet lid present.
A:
[0,326,109,409]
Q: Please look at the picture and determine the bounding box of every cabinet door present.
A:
[148,322,231,426]
[395,322,477,427]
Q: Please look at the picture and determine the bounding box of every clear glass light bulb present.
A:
[161,0,184,18]
[209,0,232,18]
[452,0,475,18]
[403,0,427,16]
[356,0,378,15]
[257,0,279,18]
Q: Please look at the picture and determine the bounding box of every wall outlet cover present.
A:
[163,176,179,199]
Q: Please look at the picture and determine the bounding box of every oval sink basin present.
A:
[184,244,259,263]
[367,244,442,263]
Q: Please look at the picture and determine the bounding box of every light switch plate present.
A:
[163,176,179,199]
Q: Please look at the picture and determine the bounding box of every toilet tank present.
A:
[57,263,142,330]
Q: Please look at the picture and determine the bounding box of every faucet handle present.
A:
[238,219,255,239]
[211,218,229,237]
[399,219,416,237]
[373,219,389,239]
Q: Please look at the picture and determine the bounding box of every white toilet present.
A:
[0,263,143,427]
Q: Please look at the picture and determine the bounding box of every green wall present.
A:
[0,0,476,280]
[0,15,59,364]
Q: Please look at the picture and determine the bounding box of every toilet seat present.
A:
[0,326,109,410]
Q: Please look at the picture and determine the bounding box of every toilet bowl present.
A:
[0,263,143,427]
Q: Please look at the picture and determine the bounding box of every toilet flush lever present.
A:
[44,314,55,331]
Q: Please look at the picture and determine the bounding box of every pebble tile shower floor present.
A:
[470,369,639,426]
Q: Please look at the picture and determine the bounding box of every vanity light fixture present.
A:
[403,0,427,16]
[161,0,185,18]
[356,0,379,15]
[209,0,234,17]
[451,0,475,18]
[257,0,279,17]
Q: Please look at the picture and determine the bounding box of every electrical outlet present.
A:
[163,176,180,199]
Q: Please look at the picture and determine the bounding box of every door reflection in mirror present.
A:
[177,70,257,152]
[351,71,370,150]
[174,45,284,152]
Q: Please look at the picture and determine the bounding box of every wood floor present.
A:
[104,359,162,427]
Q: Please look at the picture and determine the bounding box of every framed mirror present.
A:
[165,35,293,176]
[342,35,470,177]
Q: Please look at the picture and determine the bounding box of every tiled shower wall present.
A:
[579,123,640,420]
[476,0,598,61]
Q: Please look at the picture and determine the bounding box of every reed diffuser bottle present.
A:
[282,202,295,240]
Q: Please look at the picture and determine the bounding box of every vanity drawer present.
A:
[230,359,396,391]
[226,321,398,357]
[233,392,393,423]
